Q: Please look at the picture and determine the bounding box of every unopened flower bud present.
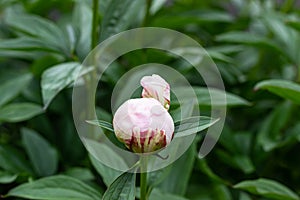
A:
[113,98,174,153]
[140,74,170,110]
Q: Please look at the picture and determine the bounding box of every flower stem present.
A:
[91,0,99,49]
[140,156,148,200]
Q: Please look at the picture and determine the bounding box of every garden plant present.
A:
[0,0,300,200]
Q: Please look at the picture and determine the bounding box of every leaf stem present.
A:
[140,156,148,200]
[91,0,99,49]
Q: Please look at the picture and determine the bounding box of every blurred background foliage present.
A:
[0,0,300,199]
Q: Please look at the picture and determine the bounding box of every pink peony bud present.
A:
[113,98,174,153]
[140,74,170,110]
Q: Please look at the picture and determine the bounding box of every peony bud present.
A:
[113,98,174,153]
[140,74,170,110]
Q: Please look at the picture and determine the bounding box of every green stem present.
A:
[143,0,152,26]
[140,156,148,200]
[91,0,99,49]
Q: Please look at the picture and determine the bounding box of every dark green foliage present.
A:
[0,0,300,199]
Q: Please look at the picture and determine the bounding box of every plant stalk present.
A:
[92,0,99,49]
[140,156,148,200]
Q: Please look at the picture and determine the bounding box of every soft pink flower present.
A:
[140,74,170,110]
[113,98,174,153]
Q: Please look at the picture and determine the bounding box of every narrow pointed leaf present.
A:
[86,120,114,132]
[174,116,219,138]
[255,79,300,104]
[234,178,300,200]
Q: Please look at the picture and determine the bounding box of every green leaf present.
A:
[86,120,114,133]
[174,116,219,138]
[63,167,95,181]
[7,175,102,200]
[0,103,44,122]
[72,2,92,60]
[149,188,188,200]
[89,154,123,186]
[255,79,300,104]
[287,20,300,32]
[5,9,70,55]
[158,141,196,195]
[196,158,227,184]
[151,10,233,28]
[234,178,300,200]
[173,87,250,106]
[87,116,218,139]
[41,62,81,108]
[0,171,18,184]
[0,38,62,54]
[256,101,293,152]
[0,73,32,107]
[100,0,143,41]
[21,128,58,177]
[84,139,129,175]
[0,145,33,174]
[102,172,136,200]
[216,31,282,52]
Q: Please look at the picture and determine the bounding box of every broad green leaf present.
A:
[158,141,196,195]
[0,171,18,184]
[102,172,136,200]
[0,145,33,174]
[216,31,282,52]
[21,128,58,177]
[255,79,300,104]
[0,38,62,54]
[41,62,81,108]
[256,101,292,152]
[234,178,300,200]
[173,87,250,106]
[63,167,95,181]
[84,139,129,174]
[0,103,43,122]
[149,188,188,200]
[5,9,70,55]
[7,175,102,200]
[218,129,255,174]
[100,0,143,41]
[72,2,92,60]
[174,116,219,138]
[89,154,123,186]
[0,73,32,107]
[262,14,300,64]
[151,10,233,28]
